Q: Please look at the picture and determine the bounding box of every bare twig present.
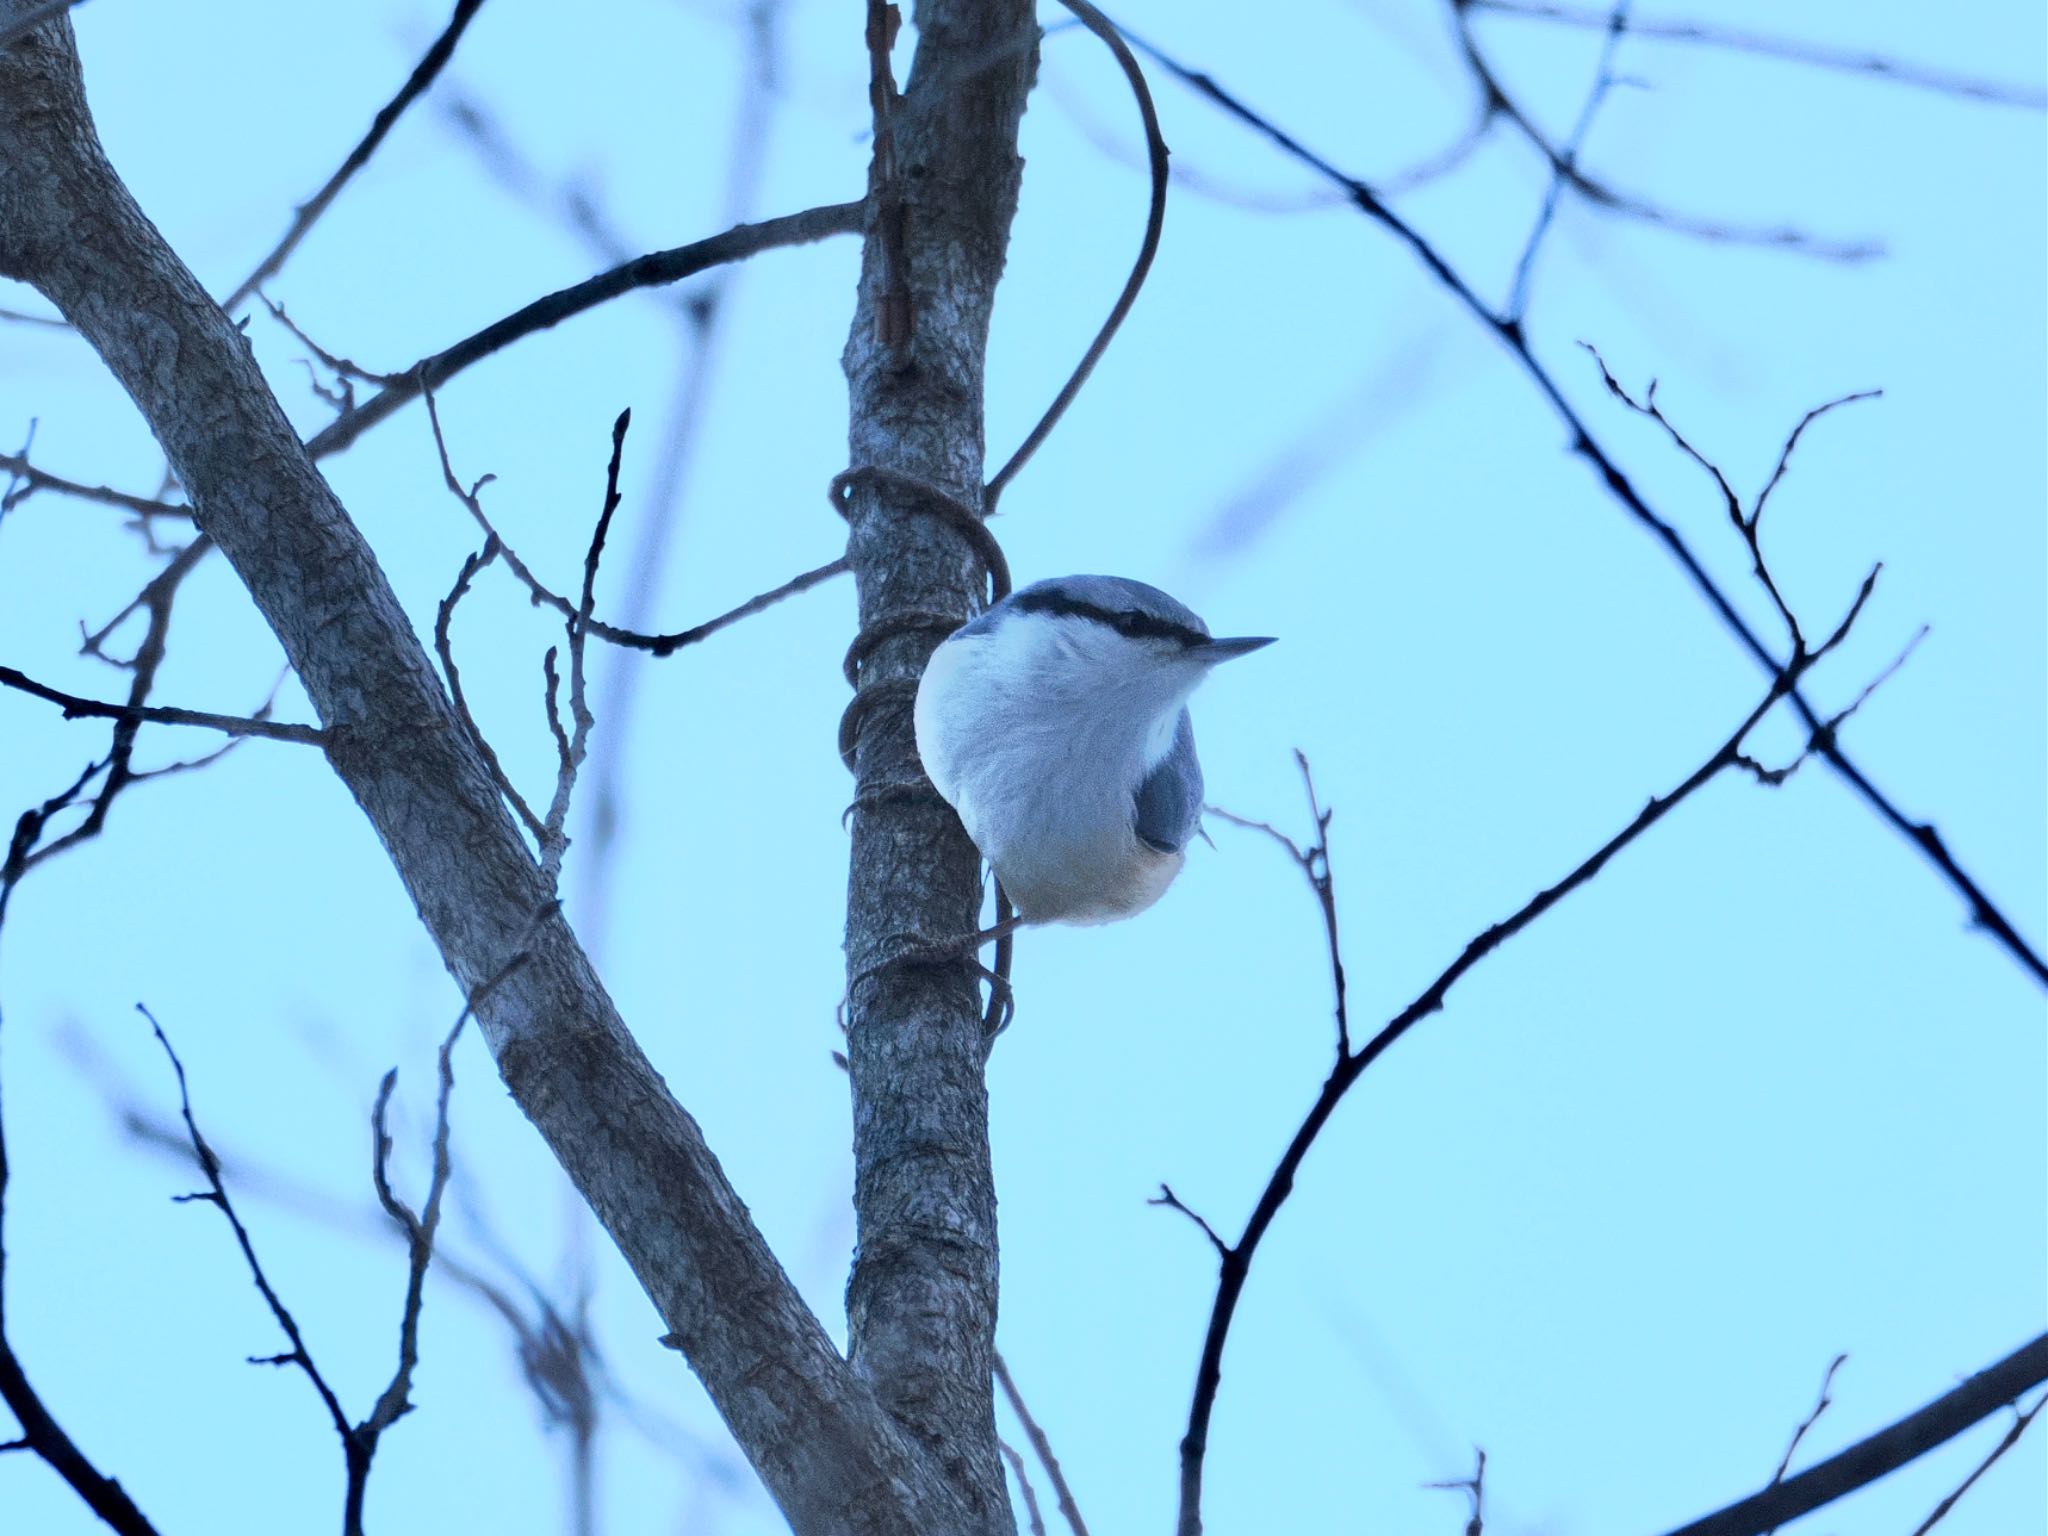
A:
[0,967,164,1533]
[1659,1334,2048,1536]
[12,525,225,909]
[536,410,631,882]
[0,754,105,932]
[1581,347,1882,654]
[1178,544,1887,1533]
[1907,1389,2048,1536]
[0,303,68,328]
[1206,751,1347,1052]
[1449,0,1880,261]
[1111,26,2048,987]
[0,449,189,520]
[993,1351,1092,1536]
[220,0,493,313]
[432,534,549,847]
[1425,1447,1487,1536]
[1149,1183,1227,1259]
[0,665,325,744]
[258,294,399,413]
[302,200,864,461]
[139,1005,353,1441]
[1505,0,1631,322]
[347,950,527,1530]
[999,1438,1049,1536]
[985,0,1169,510]
[54,200,865,684]
[1468,0,2048,109]
[1766,1353,1847,1519]
[422,381,842,664]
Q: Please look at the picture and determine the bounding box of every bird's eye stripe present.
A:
[1009,590,1208,648]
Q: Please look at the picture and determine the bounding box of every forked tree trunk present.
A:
[0,4,1035,1530]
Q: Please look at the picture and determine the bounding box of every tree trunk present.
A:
[837,2,1039,1530]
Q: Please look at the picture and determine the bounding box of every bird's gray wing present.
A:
[1133,709,1204,854]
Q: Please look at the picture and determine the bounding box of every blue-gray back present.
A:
[1133,708,1204,853]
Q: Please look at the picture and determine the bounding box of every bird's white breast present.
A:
[913,621,1196,925]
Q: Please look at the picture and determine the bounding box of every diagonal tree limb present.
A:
[1658,1333,2048,1536]
[1114,21,2048,990]
[0,17,966,1534]
[1177,557,1885,1534]
[302,199,864,461]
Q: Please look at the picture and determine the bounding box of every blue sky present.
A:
[1,2,2042,1533]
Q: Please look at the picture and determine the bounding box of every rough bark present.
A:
[839,2,1038,1529]
[0,15,966,1533]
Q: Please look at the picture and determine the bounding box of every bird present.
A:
[913,574,1273,930]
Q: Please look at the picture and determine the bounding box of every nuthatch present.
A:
[914,575,1273,928]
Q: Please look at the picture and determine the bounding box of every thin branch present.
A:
[220,0,492,313]
[0,665,325,744]
[0,450,190,519]
[1505,0,1631,322]
[1113,25,2048,988]
[998,1438,1049,1536]
[1425,1447,1487,1536]
[0,754,105,932]
[1176,555,1884,1534]
[985,0,1168,510]
[1907,1389,2048,1536]
[347,950,528,1530]
[1658,1334,2048,1536]
[1205,751,1347,1053]
[1448,0,1880,261]
[536,410,630,882]
[53,200,864,669]
[1468,0,2048,110]
[0,304,69,328]
[993,1351,1092,1536]
[1580,352,1885,654]
[1767,1353,1847,1511]
[423,383,844,661]
[431,533,549,848]
[1753,390,1885,524]
[1149,1183,1228,1259]
[303,200,864,461]
[138,1004,353,1441]
[79,535,208,665]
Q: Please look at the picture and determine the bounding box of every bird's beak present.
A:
[1197,635,1276,662]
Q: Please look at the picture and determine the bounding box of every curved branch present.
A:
[985,0,1167,509]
